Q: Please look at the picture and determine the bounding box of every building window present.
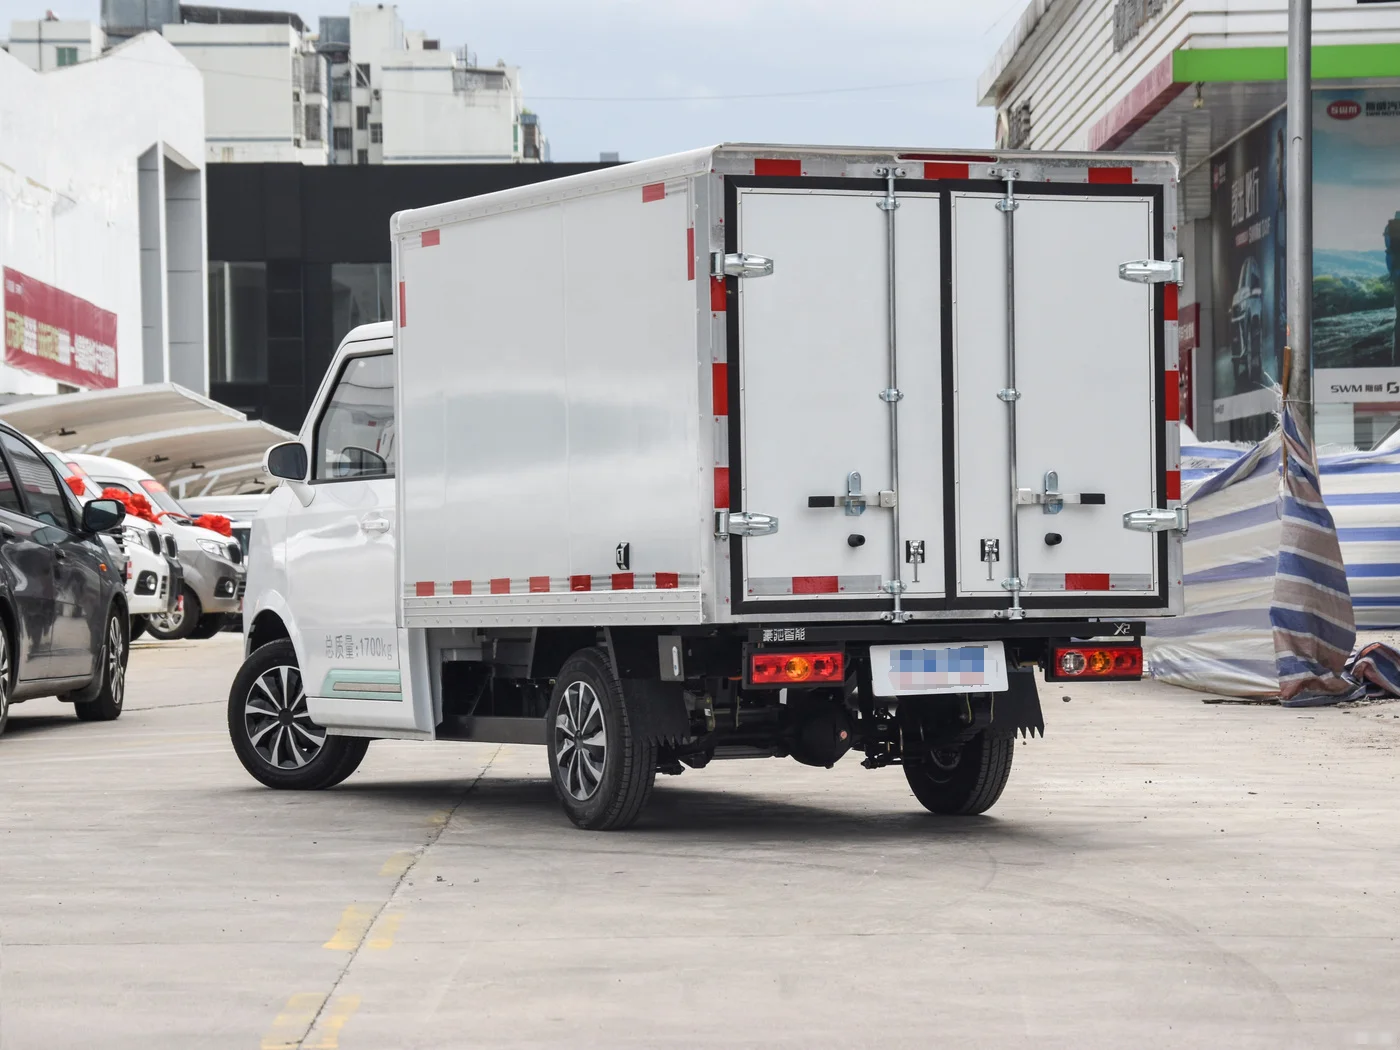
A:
[208,262,268,384]
[356,105,369,131]
[330,263,392,350]
[355,62,371,88]
[333,127,352,150]
[356,148,369,165]
[369,122,382,144]
[331,74,350,102]
[55,46,78,67]
[304,105,322,142]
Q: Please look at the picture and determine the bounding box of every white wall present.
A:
[380,58,521,163]
[6,19,104,72]
[0,32,206,396]
[162,22,327,165]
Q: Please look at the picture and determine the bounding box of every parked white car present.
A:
[181,493,271,563]
[67,454,246,641]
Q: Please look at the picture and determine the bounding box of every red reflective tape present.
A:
[710,276,726,312]
[1166,470,1181,500]
[529,576,551,593]
[569,575,591,592]
[1087,166,1133,184]
[1164,370,1180,421]
[642,182,666,202]
[415,581,435,597]
[655,572,679,589]
[611,573,635,590]
[714,466,730,508]
[451,580,472,595]
[687,227,695,281]
[1164,282,1178,321]
[793,576,839,594]
[923,162,969,180]
[754,158,801,176]
[420,229,440,247]
[398,281,406,327]
[490,577,510,594]
[1065,573,1111,591]
[712,362,728,415]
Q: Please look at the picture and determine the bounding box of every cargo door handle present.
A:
[359,516,391,535]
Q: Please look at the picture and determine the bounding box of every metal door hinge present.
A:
[712,252,773,278]
[1118,257,1184,286]
[715,511,779,538]
[1122,506,1189,534]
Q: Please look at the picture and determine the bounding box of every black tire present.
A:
[228,639,368,790]
[145,585,201,641]
[189,613,229,640]
[74,609,127,722]
[0,619,12,738]
[547,647,656,830]
[903,731,1014,816]
[129,616,147,642]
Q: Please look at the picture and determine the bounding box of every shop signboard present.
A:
[1312,88,1400,409]
[2,267,118,389]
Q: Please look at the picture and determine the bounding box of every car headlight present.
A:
[122,525,147,547]
[197,538,227,557]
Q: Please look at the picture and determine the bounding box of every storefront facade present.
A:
[980,0,1400,445]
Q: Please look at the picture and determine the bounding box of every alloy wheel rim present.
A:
[554,681,607,801]
[107,616,124,710]
[0,629,8,722]
[244,665,326,769]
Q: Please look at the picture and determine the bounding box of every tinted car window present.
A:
[1,432,73,528]
[314,353,395,481]
[0,448,22,514]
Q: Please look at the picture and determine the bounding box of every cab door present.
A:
[287,348,414,732]
[0,437,58,681]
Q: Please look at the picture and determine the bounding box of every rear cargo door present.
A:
[952,190,1164,605]
[730,184,944,608]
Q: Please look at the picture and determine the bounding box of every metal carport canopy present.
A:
[0,383,248,450]
[84,420,294,486]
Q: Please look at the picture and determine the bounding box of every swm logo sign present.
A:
[1328,100,1362,121]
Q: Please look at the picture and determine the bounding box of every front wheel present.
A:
[146,585,201,641]
[228,639,368,790]
[188,613,229,640]
[903,731,1014,816]
[129,616,147,642]
[74,609,127,722]
[0,621,12,738]
[547,648,656,830]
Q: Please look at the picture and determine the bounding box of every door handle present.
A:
[359,516,391,535]
[53,548,68,560]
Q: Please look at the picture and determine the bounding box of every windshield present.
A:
[140,478,191,522]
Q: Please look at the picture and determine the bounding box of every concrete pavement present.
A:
[1,633,1398,1049]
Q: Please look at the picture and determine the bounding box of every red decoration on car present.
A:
[192,514,232,537]
[64,475,86,497]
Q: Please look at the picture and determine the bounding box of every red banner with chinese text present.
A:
[3,267,118,389]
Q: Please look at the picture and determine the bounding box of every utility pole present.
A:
[1285,0,1313,433]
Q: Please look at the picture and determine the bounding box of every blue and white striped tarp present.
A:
[1146,405,1358,702]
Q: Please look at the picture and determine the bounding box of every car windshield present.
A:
[140,478,192,523]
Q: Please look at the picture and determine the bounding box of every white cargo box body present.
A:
[392,145,1184,629]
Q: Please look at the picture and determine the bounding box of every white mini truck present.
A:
[232,144,1186,829]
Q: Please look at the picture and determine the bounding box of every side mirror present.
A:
[82,498,126,533]
[265,442,309,483]
[335,445,388,478]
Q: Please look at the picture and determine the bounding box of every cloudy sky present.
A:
[2,0,1020,160]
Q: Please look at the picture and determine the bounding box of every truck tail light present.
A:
[751,651,844,686]
[1052,645,1142,680]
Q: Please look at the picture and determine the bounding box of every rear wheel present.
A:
[547,648,655,830]
[129,616,147,642]
[0,622,11,738]
[74,610,127,722]
[903,731,1014,816]
[146,585,200,641]
[228,639,368,790]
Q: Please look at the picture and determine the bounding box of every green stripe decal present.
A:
[1173,44,1400,83]
[321,668,403,701]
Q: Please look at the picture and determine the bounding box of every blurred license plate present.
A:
[868,642,1008,697]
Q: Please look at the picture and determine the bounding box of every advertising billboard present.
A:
[1312,89,1400,409]
[3,267,118,390]
[1210,110,1287,428]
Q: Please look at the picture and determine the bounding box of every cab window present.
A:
[313,352,395,481]
[0,450,21,515]
[0,432,73,528]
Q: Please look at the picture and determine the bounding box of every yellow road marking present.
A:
[379,850,414,877]
[323,904,376,951]
[260,992,324,1050]
[304,995,361,1050]
[368,912,403,951]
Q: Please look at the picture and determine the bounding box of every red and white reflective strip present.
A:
[747,574,883,597]
[1025,573,1154,592]
[408,573,699,598]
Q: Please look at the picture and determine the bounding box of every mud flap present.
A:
[620,679,691,746]
[991,669,1045,738]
